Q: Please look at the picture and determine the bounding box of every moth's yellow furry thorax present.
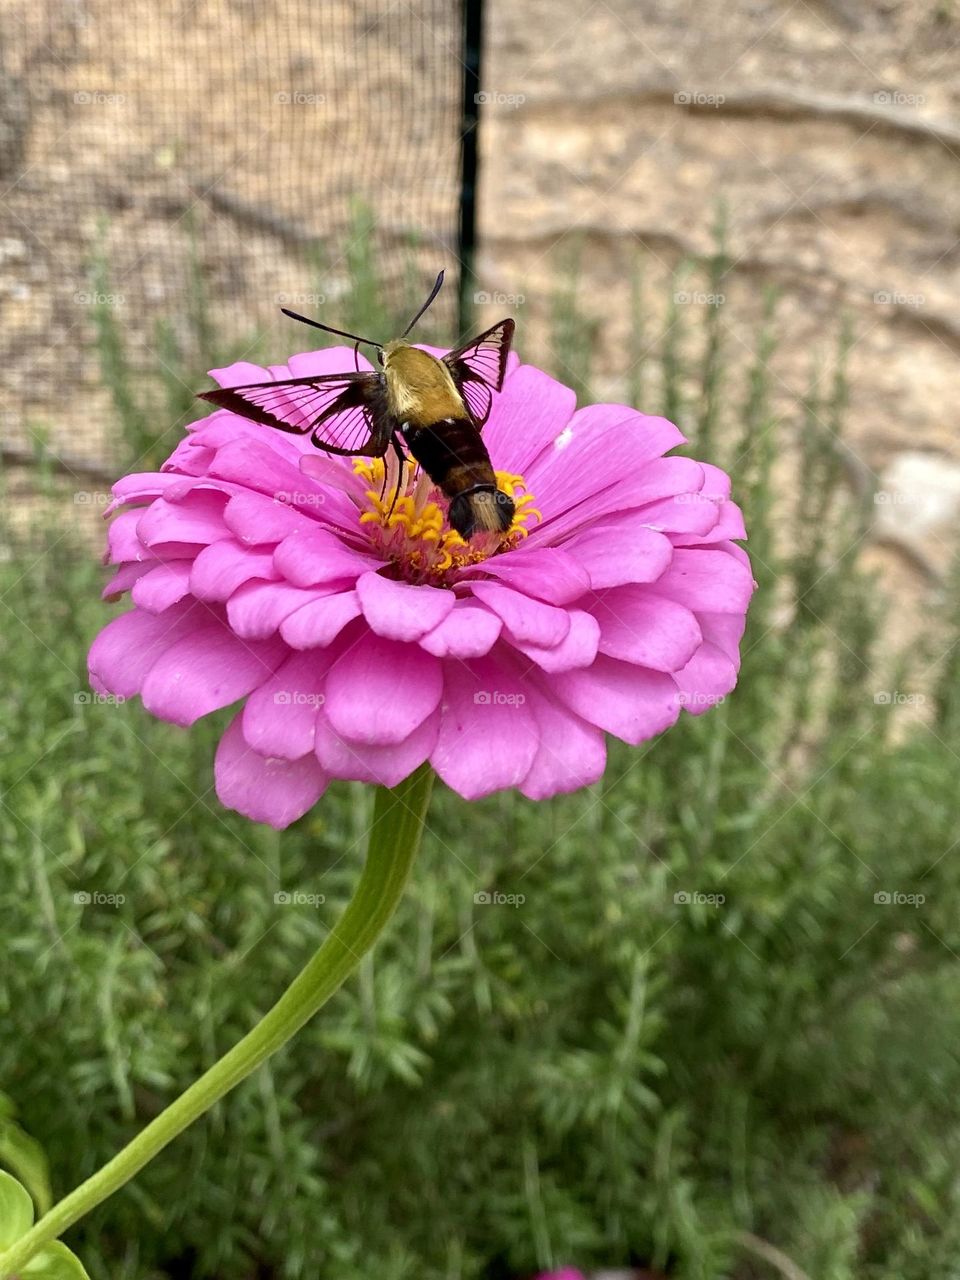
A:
[382,342,464,427]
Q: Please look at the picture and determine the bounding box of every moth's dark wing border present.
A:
[198,371,393,456]
[442,318,515,428]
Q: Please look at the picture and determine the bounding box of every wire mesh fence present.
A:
[1,0,468,513]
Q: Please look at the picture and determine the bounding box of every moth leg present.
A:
[385,435,407,522]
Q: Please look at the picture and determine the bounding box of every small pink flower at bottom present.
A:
[534,1270,587,1280]
[88,346,754,827]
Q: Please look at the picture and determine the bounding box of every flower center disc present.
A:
[354,458,540,586]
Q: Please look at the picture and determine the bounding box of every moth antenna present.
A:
[401,270,445,338]
[280,308,378,349]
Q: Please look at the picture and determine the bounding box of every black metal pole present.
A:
[458,0,483,335]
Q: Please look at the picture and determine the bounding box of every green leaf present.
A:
[0,1168,33,1250]
[23,1241,92,1280]
[0,1117,53,1216]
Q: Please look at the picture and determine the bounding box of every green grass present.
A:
[2,231,960,1280]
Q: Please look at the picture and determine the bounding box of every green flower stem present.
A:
[0,765,435,1279]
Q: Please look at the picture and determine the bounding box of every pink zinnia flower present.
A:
[88,346,754,828]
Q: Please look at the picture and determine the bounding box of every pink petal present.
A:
[430,655,540,799]
[650,548,755,614]
[107,471,190,514]
[324,627,443,746]
[561,519,673,589]
[697,610,748,663]
[136,491,230,550]
[241,650,330,759]
[590,588,703,672]
[187,415,270,451]
[130,561,193,613]
[716,539,752,569]
[140,622,287,727]
[207,360,271,388]
[215,714,327,829]
[356,572,454,641]
[287,346,374,377]
[213,441,362,532]
[551,654,681,745]
[274,528,384,587]
[207,437,328,505]
[509,609,600,673]
[227,581,330,640]
[102,561,155,600]
[520,682,607,800]
[527,406,684,510]
[699,462,732,501]
[674,642,739,714]
[106,509,152,564]
[161,438,216,476]
[88,600,205,698]
[190,540,280,602]
[525,457,706,549]
[460,546,589,605]
[314,706,440,786]
[418,602,503,658]
[671,499,746,546]
[223,492,315,546]
[633,493,721,536]
[300,453,368,498]
[482,364,578,477]
[280,591,363,650]
[468,581,570,647]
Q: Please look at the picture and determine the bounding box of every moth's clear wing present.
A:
[443,318,515,428]
[458,377,493,428]
[198,372,389,455]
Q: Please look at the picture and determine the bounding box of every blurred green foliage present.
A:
[1,225,960,1280]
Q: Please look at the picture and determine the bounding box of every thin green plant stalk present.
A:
[0,765,435,1279]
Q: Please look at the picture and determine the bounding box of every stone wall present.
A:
[477,0,960,584]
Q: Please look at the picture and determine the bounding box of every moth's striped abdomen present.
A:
[402,417,514,539]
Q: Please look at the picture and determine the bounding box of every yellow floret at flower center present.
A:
[353,457,541,585]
